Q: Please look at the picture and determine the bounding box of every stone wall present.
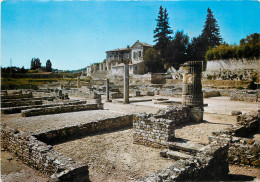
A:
[133,106,191,148]
[1,101,87,114]
[137,143,229,181]
[133,115,175,148]
[230,90,259,102]
[1,93,33,99]
[2,100,43,108]
[1,125,90,181]
[35,114,133,145]
[206,59,260,72]
[21,104,98,117]
[209,112,260,167]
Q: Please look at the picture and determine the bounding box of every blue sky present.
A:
[1,1,260,70]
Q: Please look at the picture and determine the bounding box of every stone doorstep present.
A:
[168,141,205,154]
[166,150,192,160]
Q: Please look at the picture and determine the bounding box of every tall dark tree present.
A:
[153,6,173,60]
[188,8,222,67]
[166,31,190,69]
[31,58,36,70]
[201,8,222,48]
[30,58,41,70]
[46,59,52,72]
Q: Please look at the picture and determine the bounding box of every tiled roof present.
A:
[139,42,153,47]
[106,48,131,53]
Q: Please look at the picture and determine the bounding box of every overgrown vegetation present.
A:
[205,33,260,60]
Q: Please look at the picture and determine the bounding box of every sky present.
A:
[1,0,260,70]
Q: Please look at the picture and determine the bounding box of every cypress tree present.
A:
[201,8,222,48]
[153,6,173,60]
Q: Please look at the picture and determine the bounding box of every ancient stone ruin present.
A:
[1,59,259,181]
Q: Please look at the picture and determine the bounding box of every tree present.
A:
[30,58,41,70]
[201,8,222,48]
[143,48,164,73]
[188,8,222,68]
[240,33,260,46]
[166,31,190,69]
[153,6,173,60]
[46,59,52,72]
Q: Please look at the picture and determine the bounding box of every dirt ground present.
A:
[53,129,174,182]
[1,150,50,182]
[175,113,237,144]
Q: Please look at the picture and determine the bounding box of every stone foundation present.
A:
[137,143,229,181]
[21,104,98,117]
[1,125,90,181]
[230,90,259,102]
[35,114,133,145]
[209,112,260,167]
[133,106,191,148]
[1,101,87,114]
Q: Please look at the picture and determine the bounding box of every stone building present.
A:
[106,40,152,75]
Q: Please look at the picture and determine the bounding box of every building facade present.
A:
[106,40,152,74]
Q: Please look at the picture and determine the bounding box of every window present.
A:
[129,53,131,59]
[138,51,142,57]
[134,52,136,59]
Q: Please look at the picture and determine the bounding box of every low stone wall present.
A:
[203,90,220,98]
[137,143,229,181]
[2,100,43,108]
[1,126,90,181]
[35,114,133,145]
[1,93,33,99]
[1,101,87,114]
[21,104,97,117]
[1,96,55,102]
[133,106,191,148]
[110,92,123,99]
[133,115,175,148]
[151,73,167,84]
[230,90,258,102]
[209,112,260,167]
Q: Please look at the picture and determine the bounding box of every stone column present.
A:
[106,78,111,102]
[77,76,81,88]
[182,61,204,122]
[99,63,102,71]
[124,64,129,104]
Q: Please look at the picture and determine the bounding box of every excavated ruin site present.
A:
[1,61,260,181]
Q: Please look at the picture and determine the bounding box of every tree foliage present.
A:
[143,48,164,73]
[1,66,28,74]
[30,58,41,70]
[189,8,222,63]
[46,59,52,72]
[201,8,222,48]
[205,33,260,60]
[166,31,190,69]
[153,6,173,60]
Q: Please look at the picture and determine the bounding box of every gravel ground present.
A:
[1,110,128,134]
[1,151,50,182]
[229,164,260,181]
[175,113,237,144]
[53,129,174,182]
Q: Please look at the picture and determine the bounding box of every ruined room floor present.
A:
[53,129,174,182]
[1,110,132,134]
[1,151,50,182]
